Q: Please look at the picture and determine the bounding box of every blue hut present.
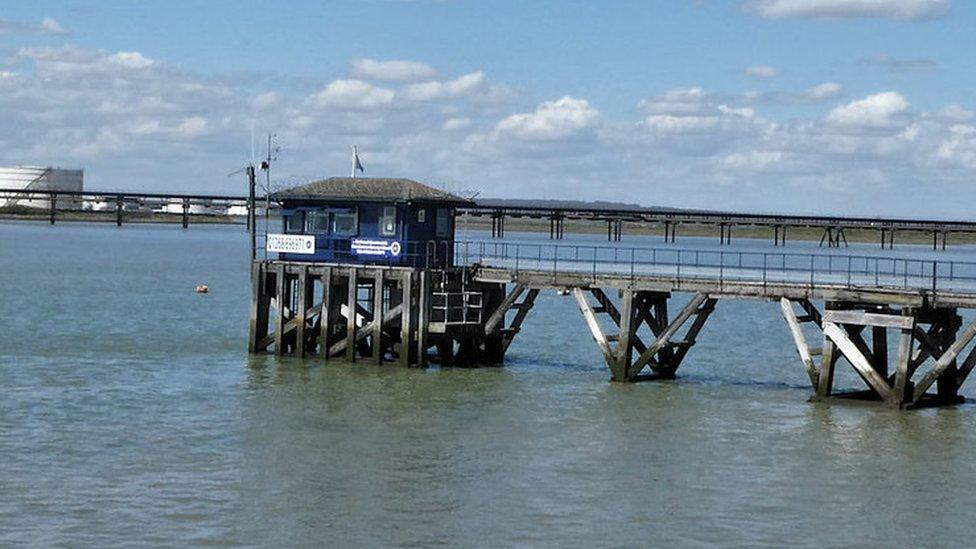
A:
[268,177,472,268]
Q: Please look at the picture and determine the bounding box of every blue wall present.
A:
[276,201,455,267]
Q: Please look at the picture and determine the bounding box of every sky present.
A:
[1,0,975,217]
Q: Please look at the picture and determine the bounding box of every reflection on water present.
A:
[2,221,976,547]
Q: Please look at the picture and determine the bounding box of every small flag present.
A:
[353,146,365,175]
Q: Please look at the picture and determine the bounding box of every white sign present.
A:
[351,238,402,257]
[267,233,316,255]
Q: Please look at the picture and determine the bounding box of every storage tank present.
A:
[0,166,84,210]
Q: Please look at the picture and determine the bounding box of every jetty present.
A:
[246,177,976,410]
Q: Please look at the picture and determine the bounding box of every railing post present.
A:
[932,260,938,294]
[762,253,767,289]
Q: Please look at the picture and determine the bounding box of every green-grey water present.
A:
[3,221,976,547]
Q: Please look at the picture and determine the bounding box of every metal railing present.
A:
[454,240,976,295]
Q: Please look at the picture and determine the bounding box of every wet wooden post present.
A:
[295,264,310,357]
[274,263,287,356]
[49,193,56,225]
[872,325,888,378]
[115,196,124,227]
[372,271,384,364]
[399,270,414,366]
[248,262,270,353]
[346,268,358,362]
[417,270,429,366]
[320,267,333,359]
[182,198,190,229]
[617,289,635,379]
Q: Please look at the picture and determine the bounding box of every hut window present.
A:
[333,207,358,236]
[286,212,304,234]
[436,208,451,238]
[380,206,397,236]
[305,211,330,234]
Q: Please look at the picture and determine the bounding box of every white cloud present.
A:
[0,16,69,35]
[39,17,67,35]
[352,59,437,82]
[722,150,783,169]
[494,96,600,140]
[745,65,779,78]
[643,115,720,133]
[177,116,208,138]
[935,104,974,122]
[443,117,471,131]
[806,82,843,101]
[399,72,498,102]
[109,51,155,70]
[251,92,279,110]
[826,92,909,127]
[746,0,950,20]
[308,79,395,110]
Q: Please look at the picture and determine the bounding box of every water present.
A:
[4,221,976,547]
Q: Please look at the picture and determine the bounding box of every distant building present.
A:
[0,166,84,210]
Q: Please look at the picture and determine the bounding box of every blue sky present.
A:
[1,0,975,216]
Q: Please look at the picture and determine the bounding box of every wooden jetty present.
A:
[246,176,976,410]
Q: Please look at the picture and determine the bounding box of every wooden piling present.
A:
[346,268,358,362]
[320,267,333,359]
[372,271,384,364]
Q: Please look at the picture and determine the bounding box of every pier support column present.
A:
[573,288,716,381]
[781,300,976,408]
[319,267,334,360]
[346,268,358,362]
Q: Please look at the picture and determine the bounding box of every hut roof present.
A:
[272,177,472,205]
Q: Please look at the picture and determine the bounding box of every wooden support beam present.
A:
[373,271,384,364]
[501,288,539,353]
[823,310,915,330]
[320,267,333,359]
[417,270,429,367]
[955,345,976,390]
[817,337,837,397]
[573,288,621,379]
[484,283,526,335]
[893,324,915,402]
[824,322,897,404]
[274,263,287,356]
[399,271,414,366]
[617,290,635,377]
[912,318,976,400]
[872,326,888,378]
[248,262,270,353]
[780,298,819,387]
[328,304,404,358]
[295,265,310,357]
[629,293,708,378]
[346,268,357,362]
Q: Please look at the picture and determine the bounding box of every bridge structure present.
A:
[4,187,976,250]
[8,186,976,408]
[249,239,976,410]
[460,200,976,250]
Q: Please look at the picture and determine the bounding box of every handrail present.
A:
[452,240,976,294]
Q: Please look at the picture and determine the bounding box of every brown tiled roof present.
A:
[272,177,472,205]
